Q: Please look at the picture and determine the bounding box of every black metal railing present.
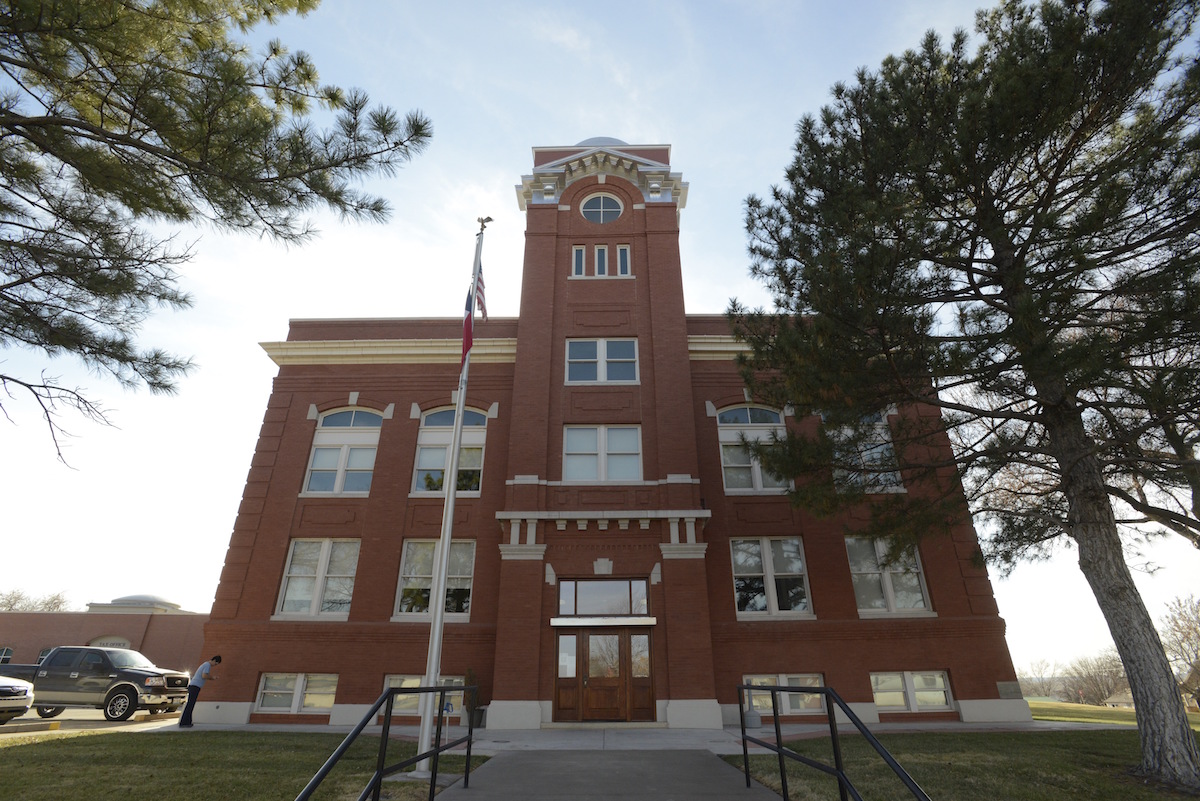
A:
[737,684,931,801]
[294,683,477,801]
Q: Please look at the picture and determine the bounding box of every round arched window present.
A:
[581,194,622,223]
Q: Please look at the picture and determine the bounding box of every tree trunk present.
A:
[1074,519,1200,788]
[1052,413,1200,789]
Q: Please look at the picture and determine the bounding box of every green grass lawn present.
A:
[0,730,483,801]
[732,701,1200,800]
[735,729,1200,800]
[5,711,1200,801]
[1028,700,1200,730]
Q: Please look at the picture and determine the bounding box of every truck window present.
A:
[80,652,107,672]
[45,648,81,668]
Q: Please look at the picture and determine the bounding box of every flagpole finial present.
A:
[477,216,493,232]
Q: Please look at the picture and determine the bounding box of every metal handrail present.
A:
[737,684,932,801]
[294,683,477,801]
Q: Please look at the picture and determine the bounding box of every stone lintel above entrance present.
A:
[550,616,657,627]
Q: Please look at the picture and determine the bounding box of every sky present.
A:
[2,0,1198,674]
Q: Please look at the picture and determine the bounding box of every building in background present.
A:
[0,594,206,672]
[197,138,1029,728]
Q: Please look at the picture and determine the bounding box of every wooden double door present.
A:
[554,628,654,722]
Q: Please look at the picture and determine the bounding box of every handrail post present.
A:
[464,685,476,789]
[370,691,394,801]
[772,689,789,801]
[428,687,446,801]
[739,686,752,788]
[825,688,850,801]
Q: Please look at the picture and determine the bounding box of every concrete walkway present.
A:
[405,720,1125,799]
[435,749,779,800]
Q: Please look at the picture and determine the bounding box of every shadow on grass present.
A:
[0,730,486,801]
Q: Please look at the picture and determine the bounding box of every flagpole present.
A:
[415,216,490,773]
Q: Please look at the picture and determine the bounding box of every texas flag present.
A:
[461,265,487,368]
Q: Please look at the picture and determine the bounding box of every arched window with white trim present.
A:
[716,405,789,493]
[412,408,488,494]
[303,409,383,496]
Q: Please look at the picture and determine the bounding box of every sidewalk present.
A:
[421,720,1128,799]
[434,748,780,800]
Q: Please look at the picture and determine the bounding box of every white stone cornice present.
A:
[261,338,518,366]
[499,544,547,561]
[516,146,687,209]
[686,334,748,361]
[659,543,709,560]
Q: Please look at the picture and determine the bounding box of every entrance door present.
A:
[583,632,623,720]
[555,629,653,722]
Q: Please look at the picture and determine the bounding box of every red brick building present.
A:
[0,595,206,674]
[197,138,1029,728]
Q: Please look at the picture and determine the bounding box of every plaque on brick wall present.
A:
[997,681,1023,700]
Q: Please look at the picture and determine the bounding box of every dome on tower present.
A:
[576,136,628,147]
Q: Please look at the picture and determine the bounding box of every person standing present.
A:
[179,655,221,728]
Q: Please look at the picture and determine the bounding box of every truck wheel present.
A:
[36,706,64,718]
[104,689,137,721]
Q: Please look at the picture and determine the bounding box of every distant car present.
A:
[0,675,34,724]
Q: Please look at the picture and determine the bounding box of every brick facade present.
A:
[196,139,1028,728]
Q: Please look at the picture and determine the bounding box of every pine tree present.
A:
[0,1,431,452]
[736,0,1200,788]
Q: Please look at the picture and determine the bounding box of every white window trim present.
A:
[829,409,905,493]
[410,408,487,497]
[742,673,826,715]
[301,409,382,497]
[272,538,360,621]
[617,244,631,276]
[731,536,814,620]
[255,672,338,714]
[562,425,643,482]
[567,241,634,280]
[581,192,623,224]
[870,670,954,712]
[565,338,639,385]
[717,406,789,494]
[846,537,935,618]
[392,539,477,622]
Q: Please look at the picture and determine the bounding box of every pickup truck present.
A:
[3,646,190,721]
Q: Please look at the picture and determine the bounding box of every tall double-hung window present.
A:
[412,408,487,494]
[731,537,812,617]
[304,409,383,495]
[829,410,903,492]
[845,536,930,615]
[566,339,638,383]
[275,539,360,618]
[394,540,477,620]
[563,426,642,481]
[716,405,788,493]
